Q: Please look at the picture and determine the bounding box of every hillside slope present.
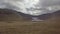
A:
[0,9,60,34]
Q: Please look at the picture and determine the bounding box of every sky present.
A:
[0,0,60,16]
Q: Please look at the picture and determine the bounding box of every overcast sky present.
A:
[0,0,60,16]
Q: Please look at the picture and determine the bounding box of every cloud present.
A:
[0,0,60,16]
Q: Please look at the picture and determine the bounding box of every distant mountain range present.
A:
[37,10,60,20]
[17,10,60,20]
[0,9,60,20]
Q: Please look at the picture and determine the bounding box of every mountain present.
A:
[0,9,32,21]
[17,10,60,20]
[32,10,60,20]
[0,8,60,21]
